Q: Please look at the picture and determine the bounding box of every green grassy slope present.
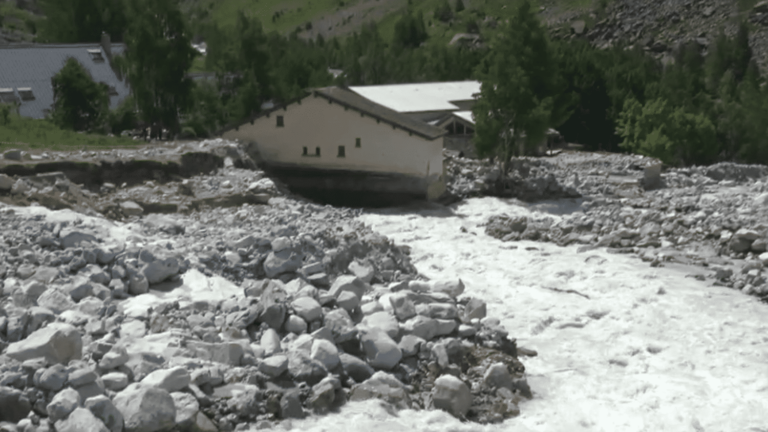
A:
[0,111,138,151]
[189,0,601,40]
[198,0,361,33]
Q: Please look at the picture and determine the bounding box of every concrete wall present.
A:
[222,95,445,200]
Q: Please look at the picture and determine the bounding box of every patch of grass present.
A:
[0,110,139,152]
[190,56,208,73]
[376,0,534,45]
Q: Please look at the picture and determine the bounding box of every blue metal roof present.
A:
[0,43,129,119]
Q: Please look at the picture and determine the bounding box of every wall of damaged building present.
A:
[222,96,445,201]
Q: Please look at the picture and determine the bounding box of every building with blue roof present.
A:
[0,36,129,119]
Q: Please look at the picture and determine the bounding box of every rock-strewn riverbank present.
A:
[478,152,768,299]
[0,141,532,432]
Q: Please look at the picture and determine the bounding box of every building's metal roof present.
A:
[312,86,446,140]
[0,43,129,119]
[348,81,481,113]
[220,86,448,141]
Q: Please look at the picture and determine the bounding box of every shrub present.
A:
[0,103,12,125]
[50,57,110,131]
[618,98,719,166]
[434,0,453,22]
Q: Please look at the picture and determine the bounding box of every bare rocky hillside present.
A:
[542,0,768,70]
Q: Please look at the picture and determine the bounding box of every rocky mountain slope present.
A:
[567,0,768,71]
[8,0,768,72]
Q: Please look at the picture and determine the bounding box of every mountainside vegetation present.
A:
[2,0,768,167]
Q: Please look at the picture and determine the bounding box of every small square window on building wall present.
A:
[302,147,308,156]
[276,115,284,127]
[315,147,321,156]
[355,138,361,148]
[338,146,345,157]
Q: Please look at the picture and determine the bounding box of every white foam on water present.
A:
[6,199,767,431]
[303,196,768,432]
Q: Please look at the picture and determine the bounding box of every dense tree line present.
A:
[553,21,768,166]
[39,0,768,167]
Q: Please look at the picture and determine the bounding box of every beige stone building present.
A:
[221,81,481,204]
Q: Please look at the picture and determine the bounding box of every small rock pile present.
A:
[483,155,768,299]
[0,188,532,431]
[0,171,100,217]
[443,151,581,202]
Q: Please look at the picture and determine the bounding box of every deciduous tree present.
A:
[50,57,109,131]
[121,0,196,136]
[38,0,127,42]
[472,0,556,169]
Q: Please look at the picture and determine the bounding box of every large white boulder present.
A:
[432,374,472,418]
[271,237,293,252]
[84,395,124,432]
[285,314,308,334]
[339,353,374,383]
[260,328,282,356]
[120,201,144,217]
[99,346,129,369]
[47,387,82,422]
[291,297,322,322]
[263,250,302,278]
[140,367,191,392]
[348,261,374,283]
[401,315,438,341]
[141,258,180,285]
[12,280,47,307]
[361,311,399,339]
[310,338,340,371]
[6,322,82,364]
[0,173,14,191]
[113,384,176,432]
[430,279,465,298]
[328,275,368,300]
[754,192,768,207]
[388,291,417,322]
[37,289,76,314]
[170,392,199,431]
[259,355,289,378]
[360,327,402,370]
[483,362,513,390]
[54,407,109,432]
[419,302,458,320]
[349,371,409,409]
[397,335,425,357]
[336,290,360,311]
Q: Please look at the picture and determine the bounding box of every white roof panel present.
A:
[349,81,480,113]
[453,111,475,125]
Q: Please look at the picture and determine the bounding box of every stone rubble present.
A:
[443,150,582,203]
[0,140,532,432]
[482,152,768,300]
